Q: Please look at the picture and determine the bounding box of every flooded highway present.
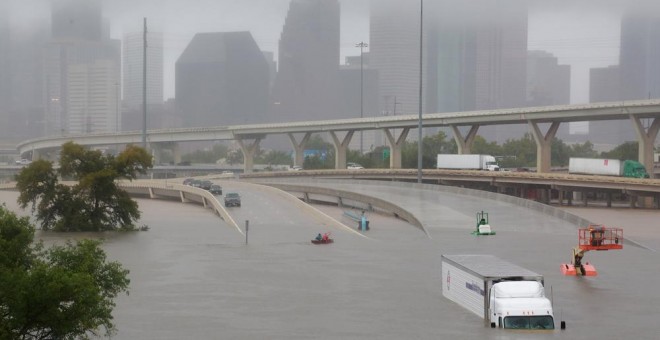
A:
[1,179,659,339]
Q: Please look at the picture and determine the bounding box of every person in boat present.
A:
[316,233,323,241]
[322,233,330,241]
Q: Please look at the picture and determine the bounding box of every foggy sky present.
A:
[4,0,660,103]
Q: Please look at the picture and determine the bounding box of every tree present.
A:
[601,141,639,161]
[15,142,152,232]
[182,143,229,164]
[570,141,598,159]
[401,131,457,168]
[0,205,130,339]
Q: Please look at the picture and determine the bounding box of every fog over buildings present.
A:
[1,0,660,148]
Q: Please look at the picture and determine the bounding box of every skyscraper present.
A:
[44,0,120,135]
[432,0,527,142]
[526,50,570,107]
[175,32,270,127]
[370,0,424,118]
[51,0,103,42]
[271,0,341,122]
[620,11,660,100]
[123,32,164,112]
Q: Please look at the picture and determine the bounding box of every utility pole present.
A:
[142,17,148,149]
[356,41,368,154]
[417,0,424,183]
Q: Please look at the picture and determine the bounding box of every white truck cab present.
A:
[489,281,555,329]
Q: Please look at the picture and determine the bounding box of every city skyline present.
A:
[5,0,644,104]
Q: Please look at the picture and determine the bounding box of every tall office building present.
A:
[44,0,120,136]
[620,12,660,100]
[175,32,270,128]
[271,0,341,122]
[52,0,103,42]
[370,0,425,120]
[428,0,528,142]
[122,32,164,112]
[526,50,570,107]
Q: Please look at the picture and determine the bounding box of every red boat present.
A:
[312,232,333,244]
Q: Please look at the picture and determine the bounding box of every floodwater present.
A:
[1,179,659,339]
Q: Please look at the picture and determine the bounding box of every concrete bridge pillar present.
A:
[329,131,354,169]
[236,138,262,174]
[450,125,479,154]
[150,143,164,165]
[288,132,312,167]
[172,142,182,165]
[383,128,410,169]
[528,121,560,173]
[631,116,659,207]
[31,149,41,161]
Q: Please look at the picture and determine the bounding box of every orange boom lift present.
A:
[561,224,623,276]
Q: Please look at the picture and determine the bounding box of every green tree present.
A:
[15,142,152,232]
[256,150,293,166]
[601,141,639,160]
[0,205,130,339]
[500,133,537,168]
[182,143,229,164]
[570,141,599,158]
[551,138,571,166]
[401,131,457,168]
[472,135,502,156]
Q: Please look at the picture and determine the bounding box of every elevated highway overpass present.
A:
[241,169,660,209]
[13,99,660,177]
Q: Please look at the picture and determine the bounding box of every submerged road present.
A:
[1,179,658,339]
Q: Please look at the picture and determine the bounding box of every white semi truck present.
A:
[436,154,499,171]
[441,254,565,330]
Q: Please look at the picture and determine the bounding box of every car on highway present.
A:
[347,162,364,170]
[183,178,195,185]
[15,159,31,165]
[200,180,213,190]
[224,192,241,207]
[288,166,303,171]
[208,184,222,195]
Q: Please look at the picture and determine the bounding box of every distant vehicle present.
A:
[347,162,364,170]
[436,154,499,171]
[177,161,191,166]
[200,180,213,190]
[15,159,31,165]
[208,184,222,195]
[190,179,202,188]
[224,192,241,207]
[568,157,649,178]
[288,166,303,171]
[183,178,195,185]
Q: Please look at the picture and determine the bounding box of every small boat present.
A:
[312,232,333,244]
[311,238,334,245]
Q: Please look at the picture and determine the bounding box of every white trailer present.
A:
[568,157,621,176]
[436,154,499,171]
[441,254,564,330]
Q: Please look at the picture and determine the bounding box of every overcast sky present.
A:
[7,0,657,104]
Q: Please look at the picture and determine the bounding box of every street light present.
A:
[356,41,368,154]
[417,0,423,183]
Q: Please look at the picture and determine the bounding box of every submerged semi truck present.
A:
[441,254,564,330]
[436,154,500,171]
[568,157,649,178]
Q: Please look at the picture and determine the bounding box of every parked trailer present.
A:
[441,254,564,330]
[568,157,649,178]
[436,154,499,171]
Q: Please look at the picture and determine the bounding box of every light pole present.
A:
[356,41,368,154]
[417,0,423,183]
[115,82,120,132]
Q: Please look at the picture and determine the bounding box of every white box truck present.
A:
[441,254,564,330]
[568,157,649,178]
[436,154,499,171]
